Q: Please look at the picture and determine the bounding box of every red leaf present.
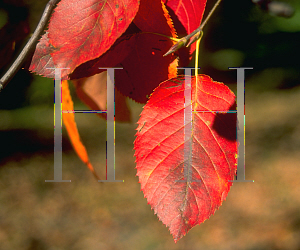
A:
[114,33,177,103]
[163,0,207,54]
[30,0,139,78]
[111,0,179,103]
[133,0,176,37]
[134,75,237,242]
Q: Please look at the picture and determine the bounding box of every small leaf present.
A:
[134,74,237,242]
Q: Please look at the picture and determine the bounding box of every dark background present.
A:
[0,0,300,249]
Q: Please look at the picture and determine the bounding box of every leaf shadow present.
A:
[212,102,237,142]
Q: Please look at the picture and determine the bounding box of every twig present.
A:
[0,0,60,92]
[164,0,222,57]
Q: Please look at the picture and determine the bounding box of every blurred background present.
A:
[0,0,300,249]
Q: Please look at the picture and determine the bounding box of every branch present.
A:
[0,0,61,92]
[164,0,222,57]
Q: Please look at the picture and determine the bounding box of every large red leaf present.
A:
[30,0,139,79]
[114,33,177,103]
[134,74,237,242]
[112,0,178,103]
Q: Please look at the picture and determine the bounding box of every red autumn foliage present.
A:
[28,0,238,242]
[29,0,179,103]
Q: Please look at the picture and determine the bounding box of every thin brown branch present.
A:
[0,0,60,92]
